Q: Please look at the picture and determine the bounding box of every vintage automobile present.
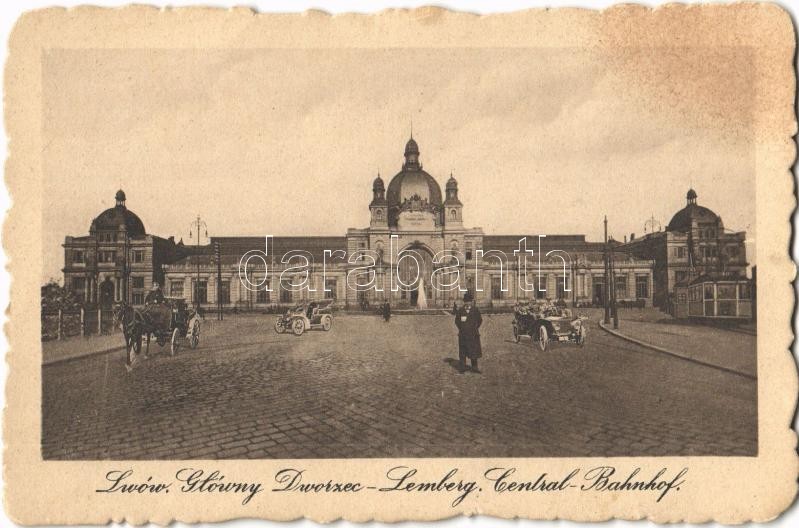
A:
[274,298,334,336]
[513,302,588,351]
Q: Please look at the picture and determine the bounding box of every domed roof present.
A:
[404,137,419,156]
[372,172,385,190]
[386,169,442,207]
[446,173,458,190]
[90,190,146,236]
[667,189,720,232]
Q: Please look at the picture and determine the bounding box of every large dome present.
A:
[667,189,721,232]
[386,137,443,226]
[90,190,146,236]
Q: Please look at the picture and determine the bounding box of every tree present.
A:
[41,280,84,312]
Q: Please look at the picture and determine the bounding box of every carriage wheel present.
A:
[321,315,332,331]
[274,319,285,334]
[291,318,305,336]
[513,324,520,343]
[189,320,200,349]
[170,327,181,356]
[537,325,549,352]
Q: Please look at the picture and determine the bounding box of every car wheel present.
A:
[322,315,332,331]
[274,319,285,334]
[170,327,181,356]
[537,325,549,352]
[291,318,305,336]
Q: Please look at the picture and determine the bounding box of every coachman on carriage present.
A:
[113,283,201,371]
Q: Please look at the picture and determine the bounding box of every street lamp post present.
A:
[189,215,208,310]
[603,216,610,324]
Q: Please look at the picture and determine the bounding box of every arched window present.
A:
[375,209,383,219]
[450,209,457,219]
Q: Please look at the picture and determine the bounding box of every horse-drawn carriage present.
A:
[274,298,334,336]
[114,297,201,371]
[513,301,588,351]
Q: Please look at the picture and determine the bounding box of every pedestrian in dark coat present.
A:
[455,291,482,374]
[382,301,391,322]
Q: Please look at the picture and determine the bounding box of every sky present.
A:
[41,46,756,282]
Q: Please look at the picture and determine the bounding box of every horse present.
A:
[112,302,149,371]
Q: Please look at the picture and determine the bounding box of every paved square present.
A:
[42,313,757,459]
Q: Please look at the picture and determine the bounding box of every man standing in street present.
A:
[455,291,482,374]
[382,300,391,322]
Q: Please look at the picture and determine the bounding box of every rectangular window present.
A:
[132,276,144,289]
[465,242,473,261]
[717,284,736,299]
[72,250,84,263]
[98,250,117,263]
[132,250,144,263]
[170,280,184,298]
[256,287,270,303]
[218,280,230,304]
[739,283,752,300]
[325,279,337,299]
[279,277,293,303]
[614,275,627,298]
[132,292,144,305]
[71,277,85,293]
[491,276,502,300]
[195,280,207,304]
[674,270,687,284]
[635,274,649,299]
[555,274,570,299]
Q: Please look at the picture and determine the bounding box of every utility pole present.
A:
[189,215,208,311]
[603,216,610,324]
[610,239,619,329]
[214,241,223,321]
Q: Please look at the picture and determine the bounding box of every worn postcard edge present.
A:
[2,3,798,525]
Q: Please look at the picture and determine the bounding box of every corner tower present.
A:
[443,172,463,229]
[369,172,388,228]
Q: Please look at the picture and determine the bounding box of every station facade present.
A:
[62,136,756,311]
[158,137,655,310]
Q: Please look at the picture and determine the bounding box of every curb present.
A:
[598,321,756,380]
[43,344,127,367]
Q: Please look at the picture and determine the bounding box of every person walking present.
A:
[382,300,391,322]
[454,291,482,374]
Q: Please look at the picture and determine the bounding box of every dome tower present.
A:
[369,172,388,228]
[385,136,443,227]
[90,189,146,237]
[443,172,463,228]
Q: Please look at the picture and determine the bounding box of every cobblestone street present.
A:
[42,313,757,459]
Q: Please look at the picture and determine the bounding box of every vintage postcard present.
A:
[3,3,796,525]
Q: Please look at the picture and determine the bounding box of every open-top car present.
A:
[274,298,334,336]
[513,301,588,351]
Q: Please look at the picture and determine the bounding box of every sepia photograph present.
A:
[3,2,795,524]
[40,45,757,460]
